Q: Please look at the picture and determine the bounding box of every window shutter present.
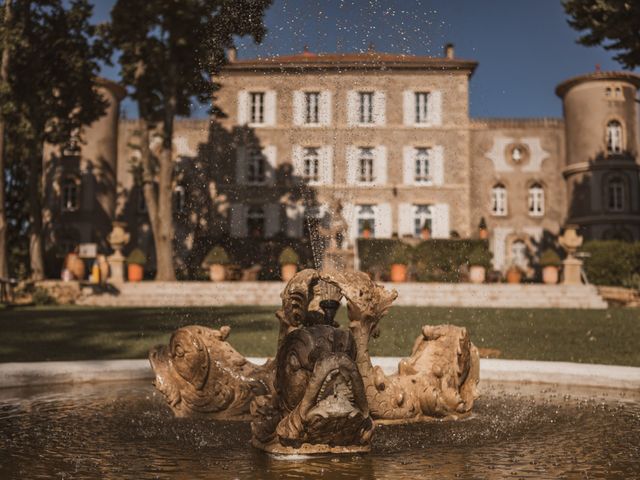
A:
[292,91,304,126]
[346,91,358,126]
[319,90,332,125]
[403,146,414,185]
[403,90,414,126]
[263,145,277,185]
[373,91,386,125]
[230,203,247,238]
[285,204,303,238]
[264,203,281,238]
[398,203,414,237]
[235,146,246,184]
[429,90,442,126]
[374,146,387,185]
[265,90,277,125]
[342,202,356,242]
[375,203,392,238]
[432,203,450,239]
[237,91,248,125]
[320,146,333,184]
[291,145,304,179]
[432,145,444,185]
[346,146,358,184]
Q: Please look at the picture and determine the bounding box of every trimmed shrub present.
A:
[539,249,561,267]
[582,241,640,287]
[203,245,230,266]
[467,244,493,269]
[126,248,147,266]
[278,247,299,265]
[389,243,412,265]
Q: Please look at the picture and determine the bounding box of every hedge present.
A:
[582,241,640,288]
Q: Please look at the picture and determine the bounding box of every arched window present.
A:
[61,178,79,212]
[510,240,529,270]
[247,206,265,238]
[606,120,623,154]
[491,184,507,216]
[173,185,186,213]
[607,178,625,212]
[528,183,544,217]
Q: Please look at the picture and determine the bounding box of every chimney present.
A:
[227,47,237,62]
[444,43,455,59]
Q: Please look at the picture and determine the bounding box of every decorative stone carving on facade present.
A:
[486,136,549,173]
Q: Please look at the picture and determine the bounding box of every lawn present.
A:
[0,306,638,366]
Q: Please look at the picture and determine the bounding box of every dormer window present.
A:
[606,120,623,154]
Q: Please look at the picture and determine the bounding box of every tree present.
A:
[0,0,108,280]
[563,0,640,69]
[106,0,271,281]
[0,0,12,279]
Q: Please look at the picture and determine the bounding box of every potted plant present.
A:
[203,245,230,282]
[478,217,489,240]
[361,220,373,239]
[279,247,299,282]
[389,243,411,283]
[505,264,523,284]
[420,221,431,240]
[539,249,561,285]
[467,246,492,284]
[126,248,146,282]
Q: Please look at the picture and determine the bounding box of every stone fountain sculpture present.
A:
[150,268,480,454]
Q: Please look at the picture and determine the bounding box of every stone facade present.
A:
[43,48,640,277]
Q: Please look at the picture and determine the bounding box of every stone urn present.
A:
[65,253,85,280]
[469,265,486,284]
[542,266,559,285]
[209,264,226,282]
[539,249,561,285]
[506,266,522,284]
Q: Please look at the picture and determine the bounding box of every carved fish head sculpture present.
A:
[149,325,271,419]
[254,324,374,454]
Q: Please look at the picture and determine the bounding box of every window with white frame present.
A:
[247,149,266,184]
[414,147,431,183]
[358,147,375,183]
[413,204,432,237]
[247,206,265,238]
[173,185,186,213]
[528,183,544,217]
[491,184,507,216]
[305,92,320,124]
[415,92,429,123]
[358,92,374,124]
[249,92,265,124]
[357,204,376,237]
[302,147,320,183]
[607,120,623,153]
[608,178,625,211]
[61,178,79,212]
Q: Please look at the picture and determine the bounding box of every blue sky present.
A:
[93,0,636,119]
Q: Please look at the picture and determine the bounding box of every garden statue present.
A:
[149,267,480,454]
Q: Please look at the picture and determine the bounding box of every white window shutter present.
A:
[291,145,304,179]
[403,90,414,126]
[286,204,303,238]
[230,203,247,238]
[432,203,450,239]
[403,146,414,185]
[292,91,304,126]
[346,91,358,126]
[263,145,277,185]
[375,203,392,238]
[398,203,414,237]
[432,145,444,185]
[373,91,386,125]
[264,203,280,238]
[342,202,356,242]
[237,91,248,125]
[320,146,333,184]
[346,146,358,184]
[319,90,332,125]
[235,146,246,184]
[374,146,387,185]
[429,90,442,126]
[265,90,277,125]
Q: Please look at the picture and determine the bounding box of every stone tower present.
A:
[556,71,640,240]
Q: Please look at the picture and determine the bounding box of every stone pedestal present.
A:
[562,257,583,285]
[108,251,126,284]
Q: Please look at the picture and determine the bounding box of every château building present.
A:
[43,46,640,277]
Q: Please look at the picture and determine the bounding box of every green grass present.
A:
[0,306,638,366]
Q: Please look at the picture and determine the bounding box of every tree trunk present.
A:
[0,0,12,279]
[28,143,45,280]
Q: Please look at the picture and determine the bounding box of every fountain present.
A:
[149,268,479,454]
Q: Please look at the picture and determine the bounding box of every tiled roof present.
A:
[555,71,640,97]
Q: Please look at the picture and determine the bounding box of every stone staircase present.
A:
[77,281,608,309]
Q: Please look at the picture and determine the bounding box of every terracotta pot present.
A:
[421,228,431,240]
[281,263,298,282]
[469,265,486,284]
[65,253,85,280]
[390,263,408,283]
[506,268,522,284]
[362,229,372,239]
[479,228,489,240]
[128,263,144,282]
[209,264,226,282]
[542,265,559,285]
